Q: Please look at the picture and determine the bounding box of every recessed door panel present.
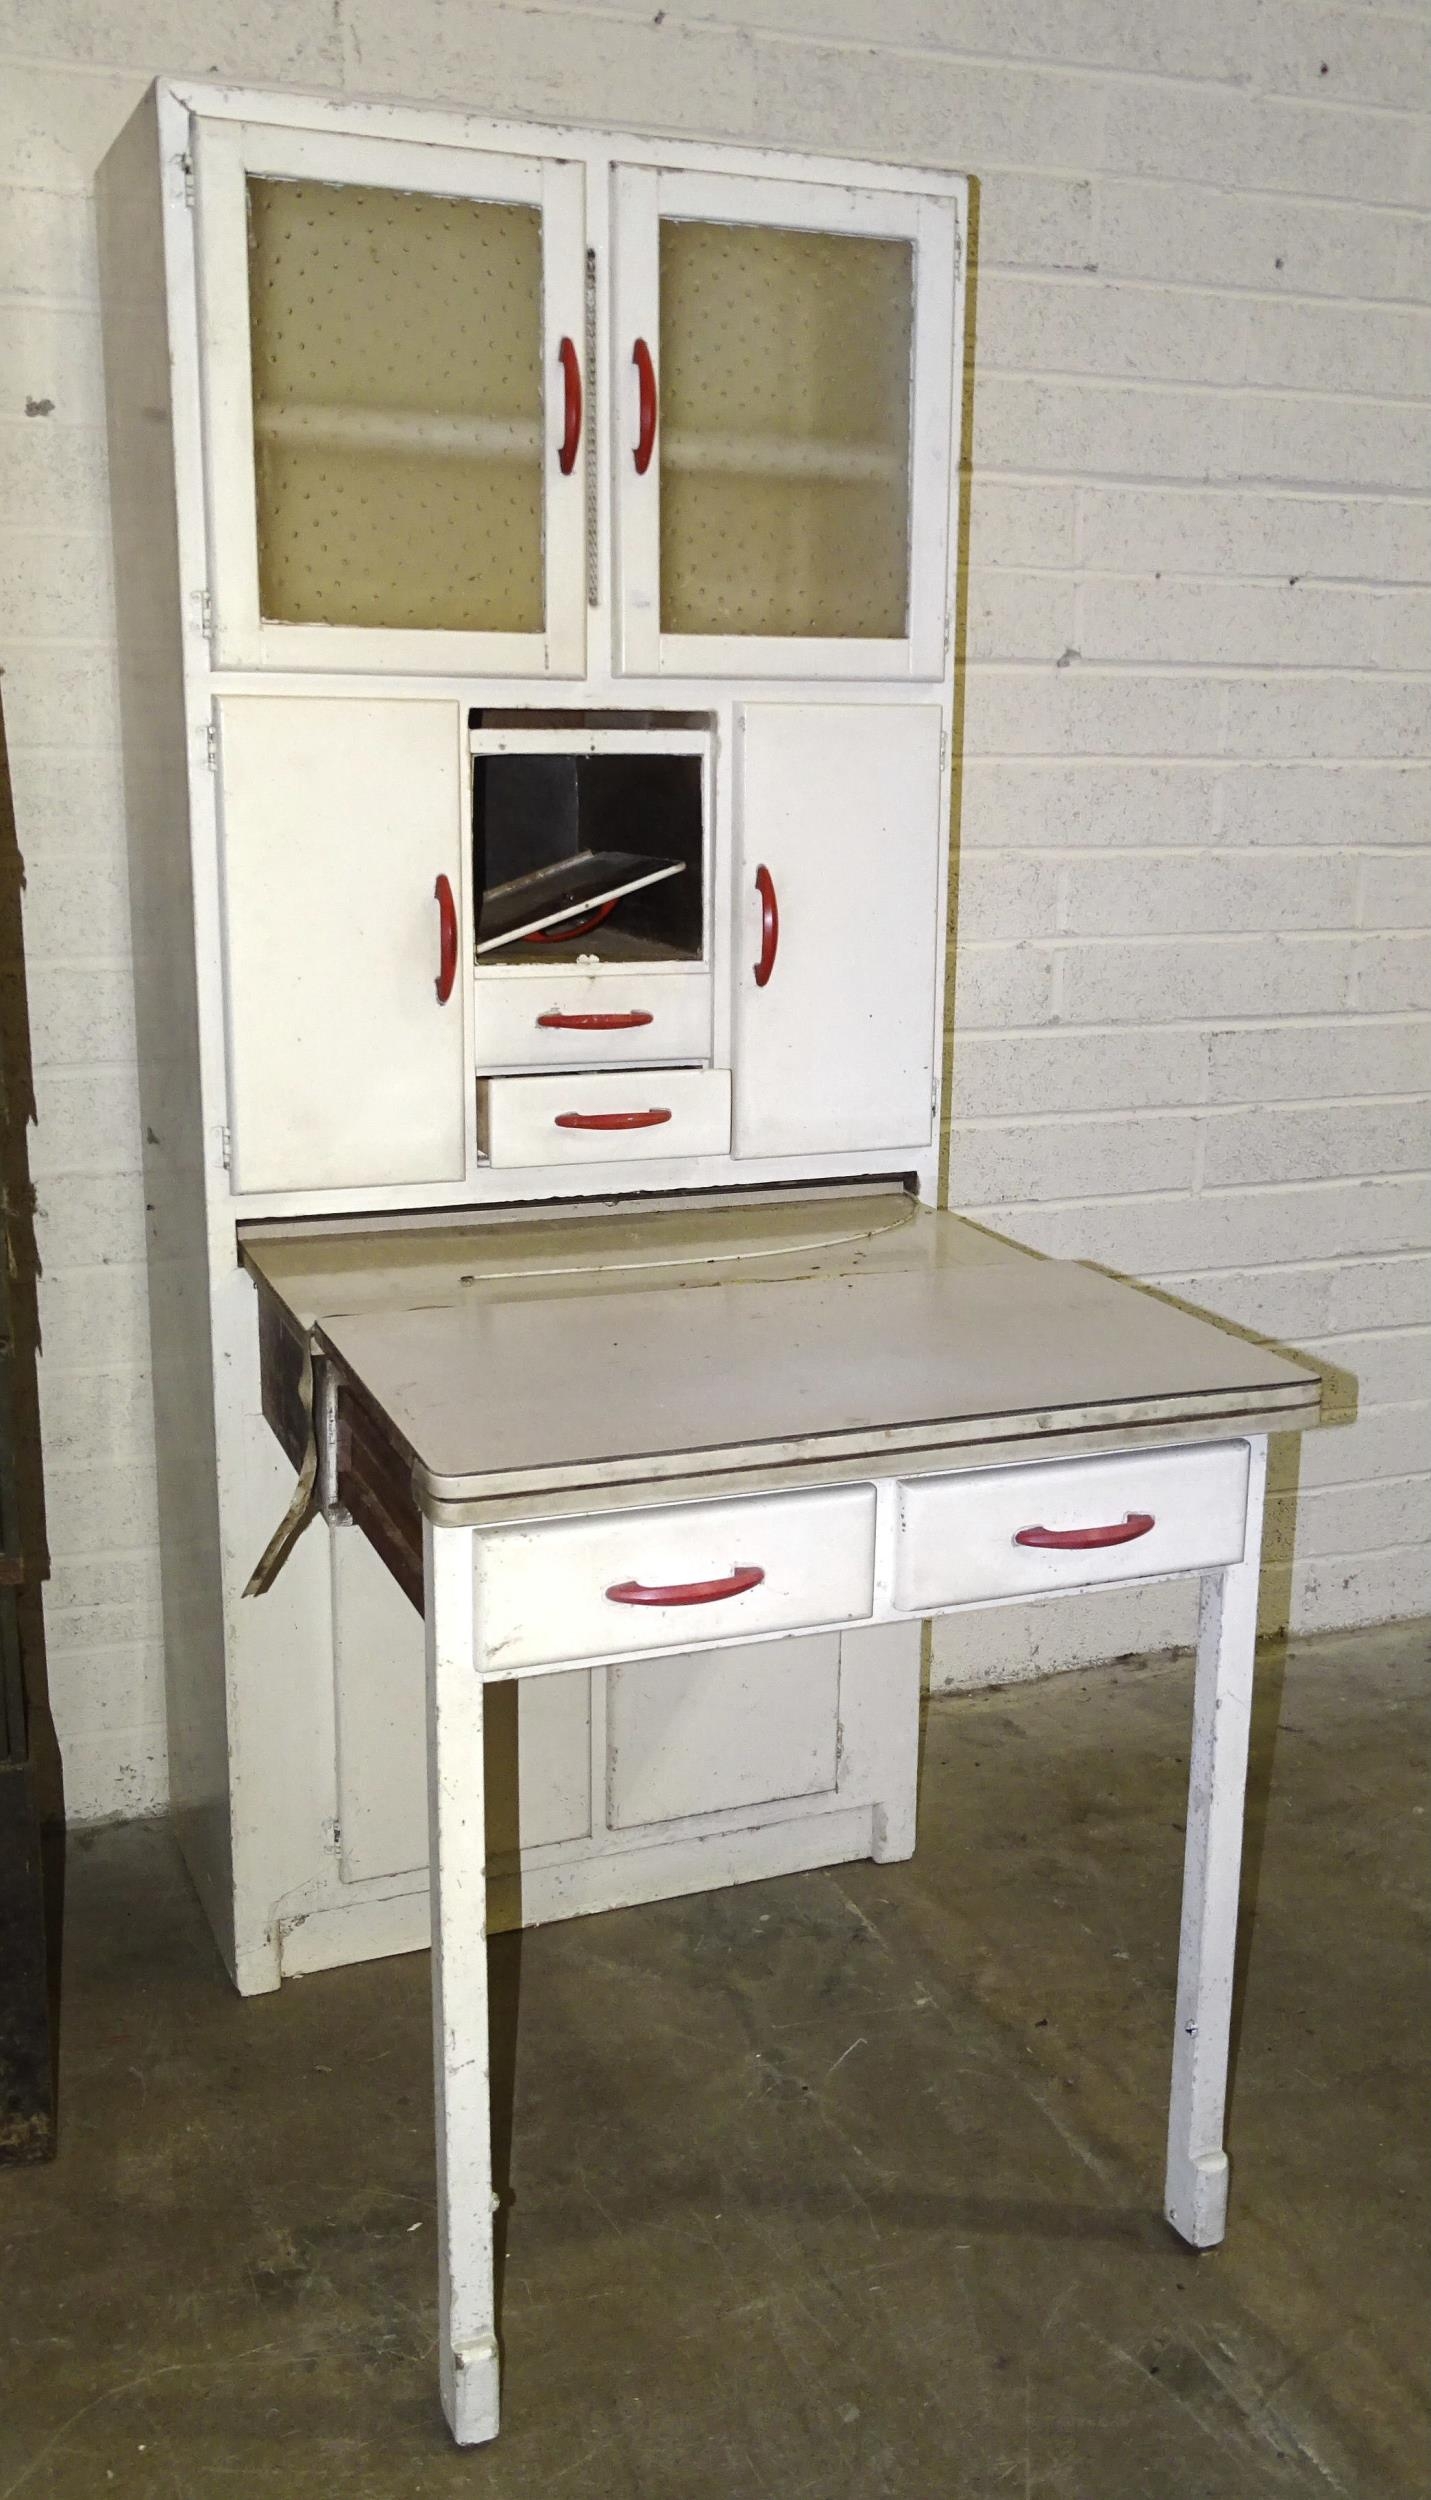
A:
[607,1634,842,1829]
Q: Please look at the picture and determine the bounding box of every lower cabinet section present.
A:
[329,1524,899,1898]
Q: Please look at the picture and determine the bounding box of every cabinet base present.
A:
[271,1799,890,1986]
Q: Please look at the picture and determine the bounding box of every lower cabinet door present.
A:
[331,1529,591,1882]
[606,1634,841,1829]
[217,694,468,1194]
[732,702,944,1158]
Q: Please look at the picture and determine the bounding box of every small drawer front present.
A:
[894,1441,1250,1614]
[480,1066,731,1167]
[475,970,712,1072]
[476,1484,876,1672]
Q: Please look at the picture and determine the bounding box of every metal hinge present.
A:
[204,720,218,772]
[174,151,195,209]
[199,586,212,638]
[218,1124,231,1171]
[940,729,948,773]
[953,221,963,285]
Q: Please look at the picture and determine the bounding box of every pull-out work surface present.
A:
[239,1190,1321,2445]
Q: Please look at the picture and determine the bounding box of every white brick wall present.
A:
[0,1,1426,1813]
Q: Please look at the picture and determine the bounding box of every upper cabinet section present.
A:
[183,101,963,686]
[611,167,959,681]
[193,119,588,675]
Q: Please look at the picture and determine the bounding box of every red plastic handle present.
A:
[607,1566,765,1608]
[754,864,779,988]
[553,1107,672,1131]
[557,336,582,476]
[537,1010,654,1030]
[434,874,458,1005]
[632,338,657,475]
[1014,1513,1155,1551]
[523,898,621,944]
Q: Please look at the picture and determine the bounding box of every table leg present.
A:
[1164,1434,1268,2249]
[425,1517,501,2446]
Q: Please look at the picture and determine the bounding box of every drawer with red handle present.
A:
[474,969,712,1073]
[478,1066,730,1167]
[892,1441,1250,1613]
[474,1484,876,1671]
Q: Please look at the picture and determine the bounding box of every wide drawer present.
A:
[475,1484,877,1672]
[479,1066,731,1167]
[475,969,712,1072]
[893,1441,1250,1613]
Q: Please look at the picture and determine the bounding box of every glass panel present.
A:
[657,219,913,640]
[247,178,544,633]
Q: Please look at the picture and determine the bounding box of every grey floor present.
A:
[2,1621,1427,2498]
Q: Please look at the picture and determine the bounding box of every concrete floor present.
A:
[2,1623,1427,2498]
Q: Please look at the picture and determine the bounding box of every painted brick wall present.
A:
[0,2,1426,1812]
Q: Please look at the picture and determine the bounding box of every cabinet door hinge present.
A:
[171,151,195,209]
[199,586,212,638]
[953,221,963,286]
[204,720,218,772]
[218,1124,231,1171]
[940,728,949,773]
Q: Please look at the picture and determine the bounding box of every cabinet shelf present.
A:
[254,402,900,485]
[255,402,540,461]
[662,430,902,485]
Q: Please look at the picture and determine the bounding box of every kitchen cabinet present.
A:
[98,79,966,1998]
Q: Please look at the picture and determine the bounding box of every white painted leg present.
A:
[425,1517,501,2446]
[1164,1436,1267,2249]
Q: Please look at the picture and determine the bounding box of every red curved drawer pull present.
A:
[632,337,658,475]
[537,1009,654,1031]
[434,874,458,1005]
[754,864,779,988]
[553,1107,672,1131]
[1014,1512,1155,1551]
[557,336,582,475]
[607,1565,765,1608]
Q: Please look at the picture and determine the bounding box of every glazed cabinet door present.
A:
[611,165,959,680]
[216,696,468,1194]
[193,117,587,675]
[731,703,944,1158]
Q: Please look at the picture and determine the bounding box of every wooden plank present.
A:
[337,1379,424,1613]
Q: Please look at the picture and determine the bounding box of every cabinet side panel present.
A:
[97,94,233,1968]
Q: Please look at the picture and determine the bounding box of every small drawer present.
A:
[893,1441,1249,1614]
[475,970,712,1073]
[476,1485,876,1672]
[479,1067,731,1168]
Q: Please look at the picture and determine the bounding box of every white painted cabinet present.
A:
[194,119,588,676]
[98,79,965,1995]
[732,703,945,1159]
[216,695,468,1193]
[611,167,958,681]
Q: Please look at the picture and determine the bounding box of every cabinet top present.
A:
[148,73,970,203]
[245,1201,1321,1514]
